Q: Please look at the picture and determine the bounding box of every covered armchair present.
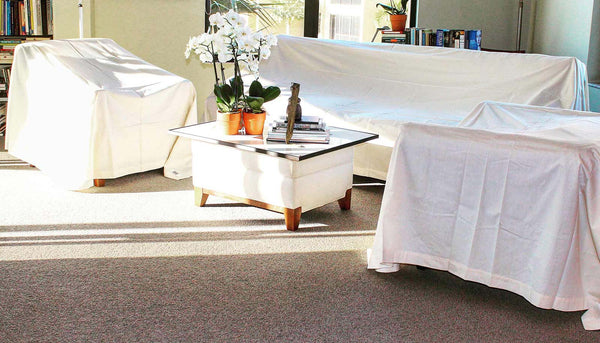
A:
[6,38,197,190]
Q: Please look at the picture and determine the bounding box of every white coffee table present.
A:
[170,123,378,230]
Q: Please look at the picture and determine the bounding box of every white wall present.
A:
[590,0,600,82]
[531,0,593,61]
[417,0,532,51]
[53,0,94,38]
[531,0,599,83]
[53,0,215,121]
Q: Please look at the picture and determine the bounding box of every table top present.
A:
[170,122,378,161]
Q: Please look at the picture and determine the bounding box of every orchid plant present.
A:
[185,10,278,113]
[376,0,408,15]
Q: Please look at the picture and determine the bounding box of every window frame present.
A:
[205,0,419,38]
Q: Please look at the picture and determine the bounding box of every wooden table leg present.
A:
[93,179,105,187]
[194,187,209,207]
[337,188,352,210]
[283,207,302,231]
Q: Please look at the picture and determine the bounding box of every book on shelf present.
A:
[0,0,53,36]
[0,53,12,63]
[449,30,465,49]
[382,26,482,50]
[1,66,10,88]
[466,30,482,50]
[0,102,6,135]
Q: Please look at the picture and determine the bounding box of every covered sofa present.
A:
[6,38,197,190]
[368,101,600,330]
[253,35,589,180]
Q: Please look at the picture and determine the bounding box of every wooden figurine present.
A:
[285,82,301,144]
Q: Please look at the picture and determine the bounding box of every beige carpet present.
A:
[0,164,597,342]
[0,135,26,166]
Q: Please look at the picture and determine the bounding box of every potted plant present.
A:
[376,0,409,32]
[185,10,278,135]
[243,80,281,135]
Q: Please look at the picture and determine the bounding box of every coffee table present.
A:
[170,123,378,231]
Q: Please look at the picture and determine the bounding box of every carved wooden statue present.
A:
[285,83,301,144]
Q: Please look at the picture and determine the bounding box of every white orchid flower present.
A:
[208,12,225,28]
[217,24,234,37]
[238,53,249,62]
[199,51,214,63]
[236,14,248,28]
[186,8,278,89]
[235,26,253,40]
[259,46,271,60]
[224,10,240,26]
[238,37,259,52]
[243,58,260,78]
[200,32,214,45]
[218,51,234,63]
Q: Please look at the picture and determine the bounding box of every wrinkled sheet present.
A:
[368,101,600,330]
[6,38,197,190]
[255,35,589,180]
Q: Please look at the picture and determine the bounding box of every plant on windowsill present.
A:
[243,80,281,135]
[185,10,278,135]
[376,0,409,32]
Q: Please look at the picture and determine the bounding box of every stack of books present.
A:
[266,115,330,144]
[381,30,406,44]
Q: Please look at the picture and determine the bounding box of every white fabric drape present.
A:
[6,38,197,190]
[368,102,600,330]
[255,35,589,180]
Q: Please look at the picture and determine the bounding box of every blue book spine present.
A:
[468,30,482,50]
[436,29,444,47]
[6,1,10,36]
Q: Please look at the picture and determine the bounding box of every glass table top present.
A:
[170,122,379,161]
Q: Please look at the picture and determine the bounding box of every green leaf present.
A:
[214,84,224,101]
[220,84,234,102]
[229,76,244,98]
[249,80,264,97]
[246,96,265,112]
[215,83,236,111]
[216,101,231,112]
[262,86,281,103]
[376,2,402,15]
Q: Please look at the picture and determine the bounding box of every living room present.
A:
[1,0,600,341]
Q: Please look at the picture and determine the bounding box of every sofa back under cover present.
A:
[262,35,588,115]
[257,35,589,179]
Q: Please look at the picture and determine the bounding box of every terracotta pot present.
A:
[243,111,267,135]
[389,14,407,32]
[216,110,241,135]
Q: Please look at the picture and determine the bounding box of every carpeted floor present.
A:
[0,135,26,167]
[0,157,597,342]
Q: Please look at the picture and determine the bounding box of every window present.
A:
[207,0,417,43]
[325,0,363,41]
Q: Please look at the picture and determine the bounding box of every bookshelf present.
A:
[0,0,53,136]
[381,27,482,50]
